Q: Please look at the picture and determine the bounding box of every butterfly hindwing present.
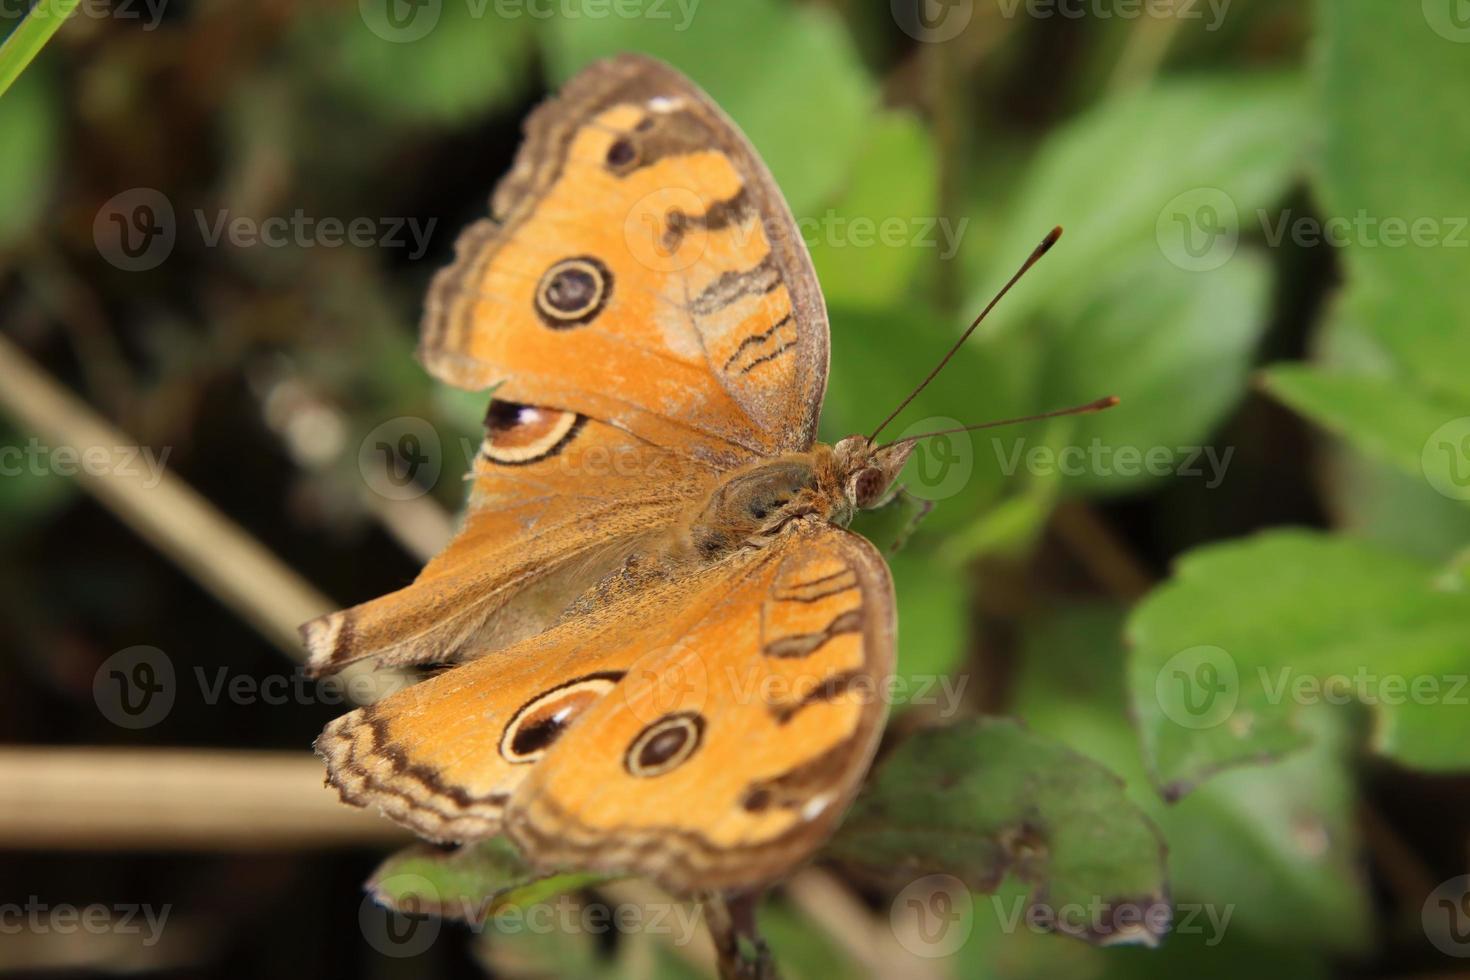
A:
[317,523,895,893]
[511,523,895,892]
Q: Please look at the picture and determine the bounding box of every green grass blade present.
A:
[0,0,79,98]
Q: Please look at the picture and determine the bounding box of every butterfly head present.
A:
[831,435,917,513]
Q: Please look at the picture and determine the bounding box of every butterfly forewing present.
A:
[419,54,829,465]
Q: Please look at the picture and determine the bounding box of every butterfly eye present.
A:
[501,673,623,764]
[850,467,887,509]
[535,256,612,328]
[624,711,705,778]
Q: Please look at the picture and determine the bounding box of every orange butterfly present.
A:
[304,54,1109,894]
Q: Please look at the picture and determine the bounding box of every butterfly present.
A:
[304,53,1110,895]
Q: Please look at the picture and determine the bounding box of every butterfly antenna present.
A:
[877,396,1120,450]
[866,225,1064,444]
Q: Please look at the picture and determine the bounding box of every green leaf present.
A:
[543,0,875,216]
[474,903,706,980]
[1128,529,1470,796]
[1328,447,1470,565]
[1264,367,1470,505]
[369,837,604,923]
[475,925,608,979]
[974,73,1307,326]
[0,67,60,247]
[886,546,968,706]
[1017,605,1369,953]
[846,488,932,557]
[758,900,864,980]
[1036,249,1270,495]
[0,423,76,537]
[827,717,1170,947]
[1317,0,1470,402]
[955,878,1334,980]
[807,111,939,309]
[293,4,535,124]
[938,488,1057,564]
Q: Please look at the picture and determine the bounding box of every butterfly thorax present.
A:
[674,436,916,560]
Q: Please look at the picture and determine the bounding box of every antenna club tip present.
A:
[1038,226,1063,253]
[1091,395,1121,411]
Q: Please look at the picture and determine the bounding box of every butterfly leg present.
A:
[703,890,778,980]
[848,485,934,556]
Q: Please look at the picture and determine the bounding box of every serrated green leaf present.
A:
[1264,367,1470,506]
[1128,530,1470,795]
[956,874,1334,980]
[1329,447,1470,565]
[1017,604,1369,953]
[370,837,605,923]
[828,717,1169,947]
